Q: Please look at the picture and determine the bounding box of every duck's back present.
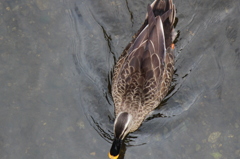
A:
[112,0,176,132]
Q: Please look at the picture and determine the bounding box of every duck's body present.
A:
[112,0,176,132]
[109,0,176,158]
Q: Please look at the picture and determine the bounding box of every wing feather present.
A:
[112,0,176,117]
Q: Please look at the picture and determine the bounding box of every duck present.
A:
[109,0,176,158]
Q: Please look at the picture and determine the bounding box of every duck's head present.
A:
[108,112,133,159]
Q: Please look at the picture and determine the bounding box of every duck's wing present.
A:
[112,0,176,86]
[120,4,167,77]
[112,5,168,114]
[139,5,167,108]
[120,0,175,57]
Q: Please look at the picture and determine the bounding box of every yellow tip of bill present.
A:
[108,152,119,159]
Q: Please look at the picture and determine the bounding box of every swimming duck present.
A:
[109,0,176,158]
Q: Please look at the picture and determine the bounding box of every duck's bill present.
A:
[108,152,119,159]
[108,138,121,159]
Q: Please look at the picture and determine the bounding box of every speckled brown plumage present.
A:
[112,0,176,132]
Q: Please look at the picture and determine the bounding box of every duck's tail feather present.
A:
[150,0,175,26]
[153,0,175,25]
[122,0,176,55]
[147,4,157,38]
[150,0,176,48]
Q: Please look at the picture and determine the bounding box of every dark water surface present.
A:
[0,0,240,159]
